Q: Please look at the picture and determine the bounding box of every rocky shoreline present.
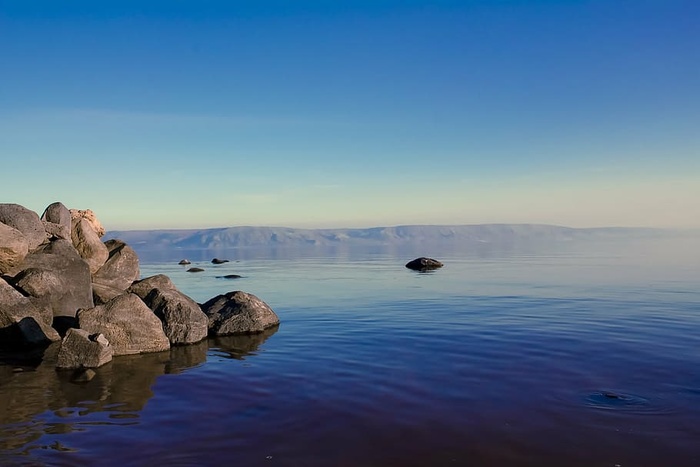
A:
[0,202,279,370]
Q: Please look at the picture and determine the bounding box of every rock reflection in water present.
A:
[210,325,279,360]
[0,327,277,460]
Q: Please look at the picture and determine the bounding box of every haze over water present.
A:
[1,235,699,466]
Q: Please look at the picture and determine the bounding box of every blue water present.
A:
[1,237,699,466]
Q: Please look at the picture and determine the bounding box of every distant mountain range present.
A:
[104,224,675,251]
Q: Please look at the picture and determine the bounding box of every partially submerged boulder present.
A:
[202,291,280,336]
[130,275,208,345]
[77,293,170,356]
[405,257,444,271]
[56,328,113,369]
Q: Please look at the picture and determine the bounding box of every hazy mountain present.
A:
[104,224,670,251]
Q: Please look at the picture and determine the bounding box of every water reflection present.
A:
[210,325,279,360]
[0,329,277,460]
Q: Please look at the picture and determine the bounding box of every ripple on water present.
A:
[582,390,673,415]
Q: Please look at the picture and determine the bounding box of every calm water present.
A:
[1,237,699,466]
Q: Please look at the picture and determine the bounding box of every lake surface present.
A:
[1,236,699,466]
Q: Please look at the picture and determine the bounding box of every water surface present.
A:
[1,237,699,466]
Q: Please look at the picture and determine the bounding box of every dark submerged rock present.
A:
[216,274,242,279]
[211,258,230,264]
[187,267,205,273]
[405,257,444,271]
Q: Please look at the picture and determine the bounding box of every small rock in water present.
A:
[216,274,242,279]
[211,258,230,264]
[405,257,444,271]
[178,259,191,265]
[187,267,205,273]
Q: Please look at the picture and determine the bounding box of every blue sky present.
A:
[1,0,698,230]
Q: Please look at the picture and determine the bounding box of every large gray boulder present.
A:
[0,278,60,347]
[77,293,170,356]
[8,239,94,318]
[71,218,109,274]
[0,222,29,275]
[92,239,140,304]
[201,291,280,336]
[129,275,208,345]
[41,202,72,240]
[128,274,173,297]
[0,203,47,250]
[56,328,113,369]
[41,202,72,232]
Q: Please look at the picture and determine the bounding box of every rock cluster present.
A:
[0,202,280,369]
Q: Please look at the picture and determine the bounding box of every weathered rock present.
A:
[41,202,72,237]
[77,293,170,356]
[92,239,140,304]
[129,274,208,345]
[0,203,47,250]
[56,328,113,369]
[71,218,109,274]
[178,259,191,265]
[145,288,208,345]
[128,274,173,297]
[8,239,93,318]
[202,291,280,336]
[69,208,105,238]
[187,267,204,273]
[405,257,444,271]
[0,222,29,275]
[0,278,60,348]
[42,221,71,241]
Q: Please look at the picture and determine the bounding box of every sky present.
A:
[1,0,698,230]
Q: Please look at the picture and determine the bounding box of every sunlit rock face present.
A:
[0,202,281,375]
[56,328,113,369]
[77,293,171,356]
[202,291,280,336]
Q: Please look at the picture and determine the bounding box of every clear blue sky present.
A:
[2,0,698,230]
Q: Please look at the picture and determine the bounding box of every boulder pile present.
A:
[0,202,279,369]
